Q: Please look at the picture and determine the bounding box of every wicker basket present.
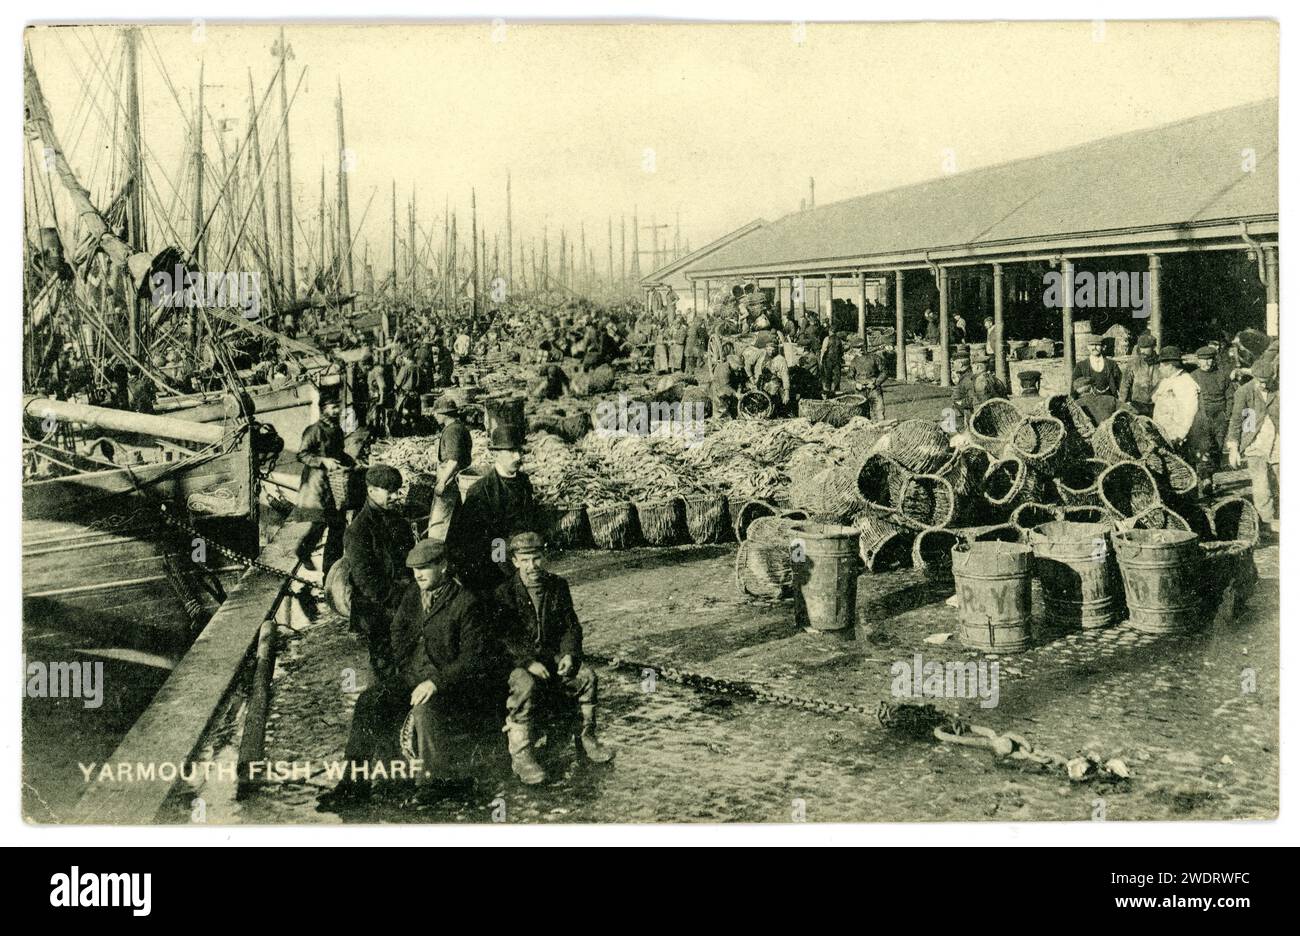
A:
[1056,457,1109,507]
[898,474,957,529]
[887,419,952,474]
[1044,393,1097,441]
[1118,504,1192,533]
[739,390,774,420]
[541,504,590,549]
[684,492,730,544]
[970,398,1022,452]
[856,452,911,513]
[1063,505,1110,525]
[982,456,1046,509]
[732,499,777,542]
[735,540,791,599]
[936,445,990,498]
[789,465,865,521]
[636,498,686,546]
[1099,461,1161,519]
[798,398,836,424]
[1010,414,1066,468]
[825,394,867,428]
[913,527,962,588]
[1011,502,1064,535]
[854,508,915,572]
[1207,496,1261,547]
[1144,448,1198,498]
[1131,414,1170,456]
[1091,411,1145,463]
[1198,539,1258,613]
[588,502,639,549]
[327,467,355,509]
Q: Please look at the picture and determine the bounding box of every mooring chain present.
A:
[592,654,1130,783]
[157,506,326,595]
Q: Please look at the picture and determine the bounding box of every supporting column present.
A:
[826,273,834,324]
[692,280,698,315]
[938,266,951,388]
[1062,258,1075,377]
[895,269,906,381]
[1264,246,1278,337]
[1147,254,1162,346]
[992,262,1006,384]
[858,271,867,341]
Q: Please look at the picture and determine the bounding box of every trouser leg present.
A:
[504,668,545,783]
[1246,456,1277,525]
[410,699,454,783]
[562,664,613,763]
[322,519,346,579]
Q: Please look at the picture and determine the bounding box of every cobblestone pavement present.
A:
[160,535,1278,824]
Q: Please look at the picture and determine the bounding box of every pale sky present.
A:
[25,20,1278,277]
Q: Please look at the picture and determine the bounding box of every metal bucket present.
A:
[1026,521,1122,631]
[951,540,1034,652]
[1112,528,1203,633]
[789,522,861,634]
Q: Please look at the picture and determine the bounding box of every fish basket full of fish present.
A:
[798,398,837,424]
[541,504,591,550]
[587,502,639,549]
[824,394,868,428]
[635,497,687,546]
[739,390,774,420]
[683,491,731,544]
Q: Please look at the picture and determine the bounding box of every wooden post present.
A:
[692,280,698,315]
[1264,246,1279,336]
[1062,258,1075,376]
[826,273,834,325]
[895,269,906,381]
[1147,254,1161,347]
[938,267,951,387]
[858,271,867,341]
[992,263,1006,384]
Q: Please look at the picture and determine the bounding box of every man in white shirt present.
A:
[1151,345,1200,453]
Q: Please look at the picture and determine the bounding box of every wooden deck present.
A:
[70,519,319,825]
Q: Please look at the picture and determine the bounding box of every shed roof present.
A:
[688,98,1277,277]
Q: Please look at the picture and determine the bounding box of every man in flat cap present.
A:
[345,465,415,674]
[850,340,887,421]
[1190,345,1234,493]
[1227,356,1280,538]
[819,327,845,399]
[1118,333,1160,417]
[390,540,497,798]
[426,397,473,542]
[1152,346,1201,459]
[1072,336,1122,411]
[295,383,351,577]
[446,421,538,595]
[495,532,612,785]
[951,349,1009,428]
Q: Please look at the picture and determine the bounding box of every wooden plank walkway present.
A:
[70,520,318,825]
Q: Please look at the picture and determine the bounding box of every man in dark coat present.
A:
[295,384,349,577]
[427,397,474,542]
[445,422,538,595]
[495,532,612,785]
[345,465,415,673]
[1118,333,1160,416]
[951,352,1009,426]
[1071,337,1123,402]
[850,344,887,420]
[393,540,499,794]
[1190,344,1233,486]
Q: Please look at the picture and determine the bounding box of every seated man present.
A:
[710,343,746,419]
[496,532,613,785]
[1072,375,1117,426]
[395,540,500,799]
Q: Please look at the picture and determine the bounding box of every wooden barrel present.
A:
[1025,520,1122,631]
[1112,528,1202,634]
[951,540,1034,652]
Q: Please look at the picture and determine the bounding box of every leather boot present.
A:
[505,719,546,785]
[576,704,614,763]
